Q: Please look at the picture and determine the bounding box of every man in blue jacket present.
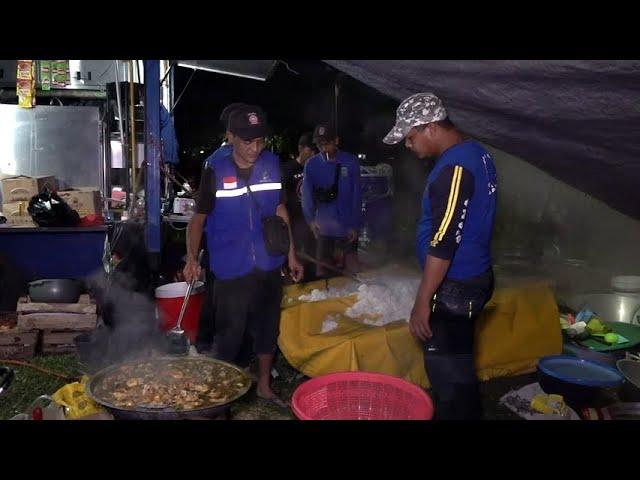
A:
[383,92,498,420]
[302,124,362,277]
[184,104,303,408]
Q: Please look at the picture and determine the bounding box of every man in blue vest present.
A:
[383,92,498,420]
[184,104,303,408]
[195,102,249,354]
[301,124,362,277]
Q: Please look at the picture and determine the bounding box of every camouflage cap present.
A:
[383,92,448,145]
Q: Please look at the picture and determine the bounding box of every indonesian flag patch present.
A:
[223,176,237,189]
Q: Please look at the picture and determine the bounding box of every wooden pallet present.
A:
[41,330,85,355]
[17,294,96,314]
[16,294,97,332]
[17,313,97,331]
[41,344,76,355]
[0,315,39,359]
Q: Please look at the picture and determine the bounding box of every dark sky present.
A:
[171,60,402,181]
[170,60,430,249]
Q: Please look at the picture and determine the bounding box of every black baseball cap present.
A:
[220,102,249,128]
[313,124,337,143]
[228,105,270,141]
[298,132,315,149]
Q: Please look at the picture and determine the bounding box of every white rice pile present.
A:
[299,266,422,328]
[345,277,421,326]
[298,283,359,302]
[320,315,339,333]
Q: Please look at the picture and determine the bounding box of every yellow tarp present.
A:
[279,278,562,388]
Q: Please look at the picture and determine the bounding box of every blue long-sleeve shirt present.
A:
[302,150,362,237]
[416,140,497,280]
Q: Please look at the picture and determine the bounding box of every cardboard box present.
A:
[0,174,11,205]
[1,201,35,227]
[57,188,102,217]
[1,175,57,203]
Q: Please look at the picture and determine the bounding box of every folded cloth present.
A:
[576,309,597,323]
[499,382,580,420]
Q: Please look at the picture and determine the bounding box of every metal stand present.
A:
[144,60,161,272]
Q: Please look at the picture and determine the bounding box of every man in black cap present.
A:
[205,102,249,168]
[301,124,362,276]
[281,132,317,281]
[185,104,303,407]
[195,102,249,354]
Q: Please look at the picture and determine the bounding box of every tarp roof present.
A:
[325,60,640,220]
[176,60,277,81]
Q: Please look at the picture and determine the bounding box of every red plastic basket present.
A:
[291,371,434,420]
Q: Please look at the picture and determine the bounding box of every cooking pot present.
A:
[565,292,640,324]
[28,279,83,303]
[617,357,640,402]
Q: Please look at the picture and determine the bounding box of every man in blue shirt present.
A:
[383,93,498,420]
[302,124,362,277]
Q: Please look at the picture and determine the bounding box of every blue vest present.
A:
[206,149,285,280]
[416,140,498,280]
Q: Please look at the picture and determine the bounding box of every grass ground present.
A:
[1,352,531,420]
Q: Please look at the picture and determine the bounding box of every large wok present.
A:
[0,366,14,396]
[85,356,252,420]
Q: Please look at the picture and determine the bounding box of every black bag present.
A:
[27,189,80,227]
[313,162,341,203]
[261,215,290,256]
[431,272,494,318]
[247,186,290,257]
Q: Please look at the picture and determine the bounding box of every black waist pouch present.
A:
[313,162,341,204]
[247,186,290,257]
[261,215,290,256]
[431,270,494,318]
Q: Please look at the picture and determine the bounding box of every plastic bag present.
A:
[51,375,104,419]
[27,190,80,227]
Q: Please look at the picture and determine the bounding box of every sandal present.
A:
[257,392,290,409]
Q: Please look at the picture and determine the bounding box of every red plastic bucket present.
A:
[155,281,205,343]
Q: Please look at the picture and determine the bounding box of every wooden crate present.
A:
[16,294,97,333]
[41,330,84,355]
[17,294,96,314]
[0,315,39,359]
[42,344,76,355]
[17,312,97,331]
